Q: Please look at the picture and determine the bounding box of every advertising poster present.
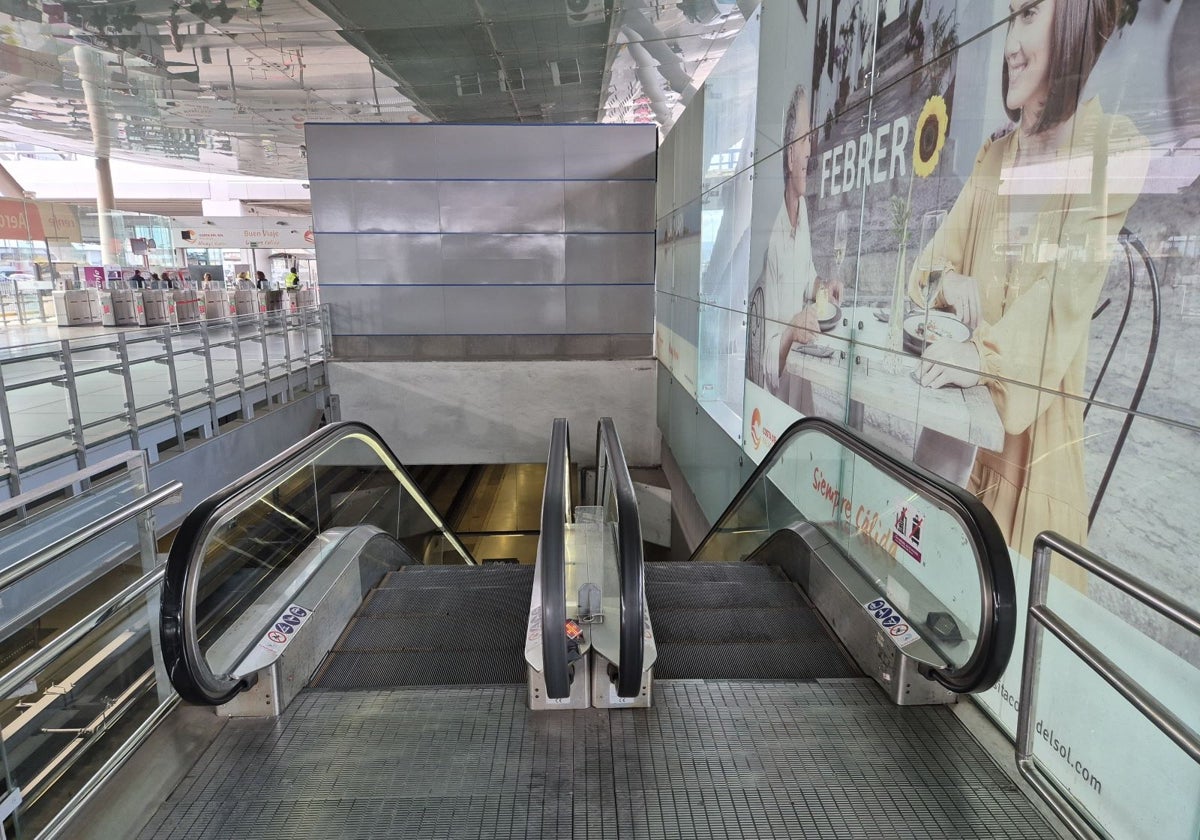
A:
[730,0,1200,834]
[743,0,819,461]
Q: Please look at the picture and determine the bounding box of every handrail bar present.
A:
[0,450,146,519]
[539,418,572,700]
[594,418,645,698]
[0,480,182,592]
[689,415,1015,695]
[161,421,474,705]
[1016,532,1200,840]
[0,566,165,701]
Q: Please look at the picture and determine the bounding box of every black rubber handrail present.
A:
[594,418,645,698]
[161,421,476,705]
[690,416,1015,695]
[540,418,572,700]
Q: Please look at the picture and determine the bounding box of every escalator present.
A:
[643,560,859,680]
[159,421,573,713]
[72,417,1059,839]
[647,417,1014,703]
[310,563,534,690]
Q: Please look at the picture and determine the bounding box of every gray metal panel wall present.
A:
[307,123,657,360]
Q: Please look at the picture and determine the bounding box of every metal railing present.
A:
[1016,531,1200,840]
[0,305,330,500]
[0,453,180,837]
[0,290,54,326]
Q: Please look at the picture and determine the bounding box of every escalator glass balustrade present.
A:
[685,417,1015,702]
[160,422,476,706]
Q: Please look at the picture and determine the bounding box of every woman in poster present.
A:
[907,0,1148,570]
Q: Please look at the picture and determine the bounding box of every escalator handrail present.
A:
[540,418,572,700]
[160,420,475,705]
[689,416,1015,695]
[594,418,645,698]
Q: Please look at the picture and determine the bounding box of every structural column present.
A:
[73,44,119,266]
[92,156,117,266]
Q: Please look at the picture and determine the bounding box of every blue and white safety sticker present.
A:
[257,604,313,655]
[863,598,920,648]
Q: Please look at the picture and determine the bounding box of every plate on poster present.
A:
[816,302,841,332]
[902,312,970,355]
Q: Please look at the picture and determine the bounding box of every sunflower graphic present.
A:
[913,95,949,178]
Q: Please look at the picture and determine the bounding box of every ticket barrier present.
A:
[205,289,233,320]
[174,289,205,324]
[99,292,116,326]
[110,289,147,326]
[142,290,177,326]
[295,288,319,309]
[235,290,266,317]
[52,289,103,326]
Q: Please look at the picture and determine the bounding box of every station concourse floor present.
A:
[0,316,324,470]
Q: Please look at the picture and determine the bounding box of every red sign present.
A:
[0,199,44,241]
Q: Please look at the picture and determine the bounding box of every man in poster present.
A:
[759,84,840,409]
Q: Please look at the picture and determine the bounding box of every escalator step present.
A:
[335,615,525,651]
[652,640,858,680]
[646,581,805,610]
[312,649,527,690]
[379,565,534,588]
[362,586,530,620]
[645,562,779,583]
[651,606,829,643]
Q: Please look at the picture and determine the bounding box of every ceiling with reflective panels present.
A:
[0,0,752,178]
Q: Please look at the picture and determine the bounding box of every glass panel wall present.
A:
[656,1,1200,835]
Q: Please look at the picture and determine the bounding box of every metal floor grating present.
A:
[138,680,1054,839]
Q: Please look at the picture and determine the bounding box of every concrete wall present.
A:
[329,360,658,467]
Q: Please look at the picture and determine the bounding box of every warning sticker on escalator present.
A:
[891,504,924,564]
[257,604,313,656]
[863,599,920,648]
